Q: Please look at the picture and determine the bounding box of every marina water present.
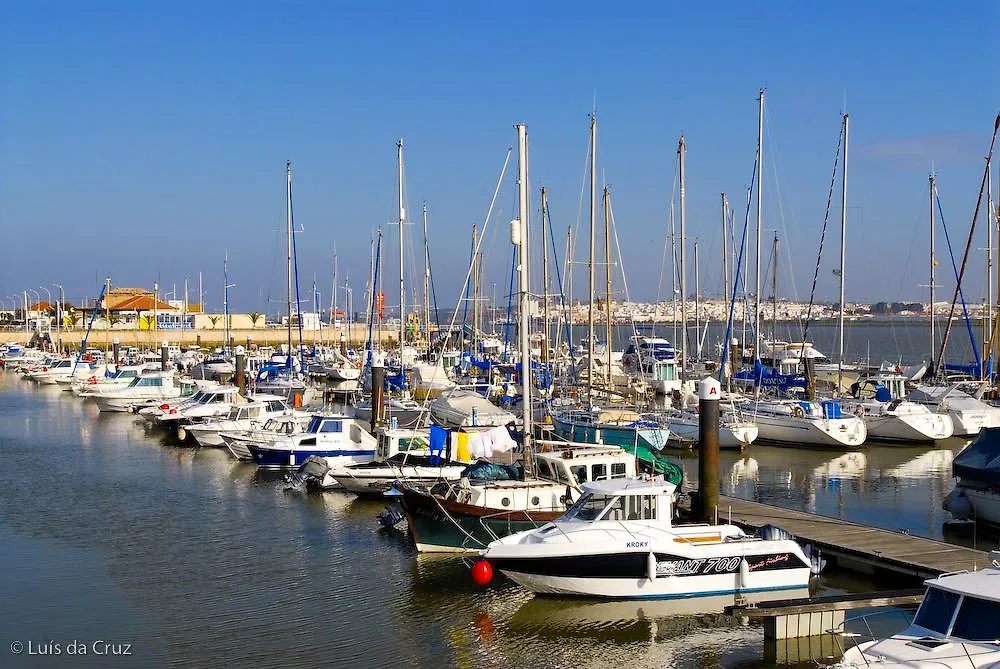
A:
[0,356,982,668]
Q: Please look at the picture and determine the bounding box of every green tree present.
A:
[207,315,221,329]
[248,312,263,328]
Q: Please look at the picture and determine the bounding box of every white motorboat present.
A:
[478,477,813,599]
[428,388,515,429]
[836,552,1000,668]
[298,427,466,494]
[93,371,189,413]
[73,364,152,396]
[908,385,1000,437]
[219,413,312,461]
[185,395,296,447]
[152,385,244,440]
[246,413,377,469]
[737,399,867,448]
[353,396,428,429]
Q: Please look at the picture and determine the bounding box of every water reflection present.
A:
[717,442,966,538]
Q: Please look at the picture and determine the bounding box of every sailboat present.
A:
[398,124,653,552]
[548,116,677,465]
[735,97,866,448]
[255,161,313,406]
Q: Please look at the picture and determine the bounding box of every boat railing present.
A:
[829,608,915,665]
[477,508,565,543]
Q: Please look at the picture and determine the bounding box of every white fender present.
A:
[738,558,750,589]
[647,552,657,581]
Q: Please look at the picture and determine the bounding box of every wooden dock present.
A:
[717,495,990,580]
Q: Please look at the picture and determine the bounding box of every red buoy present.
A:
[471,560,493,586]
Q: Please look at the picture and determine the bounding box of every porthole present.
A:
[501,497,511,507]
[531,496,540,506]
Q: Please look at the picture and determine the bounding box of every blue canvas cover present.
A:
[953,427,1000,486]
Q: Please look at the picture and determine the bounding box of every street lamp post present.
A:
[26,289,40,337]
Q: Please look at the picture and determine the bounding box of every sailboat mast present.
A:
[771,234,778,346]
[515,123,533,462]
[541,187,549,363]
[755,89,764,368]
[694,240,700,359]
[567,226,573,356]
[838,113,849,394]
[987,158,994,370]
[331,245,338,333]
[722,193,729,315]
[604,186,612,389]
[678,136,687,382]
[285,160,294,367]
[587,115,597,407]
[930,173,936,371]
[422,202,430,346]
[396,140,406,375]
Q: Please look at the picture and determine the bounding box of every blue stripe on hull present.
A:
[249,447,374,468]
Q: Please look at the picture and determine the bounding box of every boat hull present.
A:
[751,413,866,448]
[863,412,953,443]
[398,486,563,553]
[247,444,375,469]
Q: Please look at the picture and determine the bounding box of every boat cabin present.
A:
[851,373,906,402]
[375,427,429,462]
[559,478,677,528]
[909,558,1000,642]
[296,414,370,446]
[534,443,638,488]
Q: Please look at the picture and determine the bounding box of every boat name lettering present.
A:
[625,541,648,548]
[655,559,704,576]
[746,554,790,571]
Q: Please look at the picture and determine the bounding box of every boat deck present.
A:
[717,495,990,579]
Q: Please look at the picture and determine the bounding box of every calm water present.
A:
[0,370,983,668]
[604,320,980,366]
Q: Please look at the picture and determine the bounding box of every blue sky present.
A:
[1,1,997,315]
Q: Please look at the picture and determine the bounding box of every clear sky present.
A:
[1,1,997,316]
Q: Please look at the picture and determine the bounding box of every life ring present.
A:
[355,361,362,369]
[854,405,865,417]
[792,405,805,418]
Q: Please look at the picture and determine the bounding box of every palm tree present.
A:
[207,315,222,329]
[248,312,263,328]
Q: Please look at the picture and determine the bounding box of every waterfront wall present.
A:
[2,325,404,350]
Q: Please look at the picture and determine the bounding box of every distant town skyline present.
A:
[1,2,997,314]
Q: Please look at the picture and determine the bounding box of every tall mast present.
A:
[838,113,849,394]
[755,89,764,368]
[604,186,613,389]
[396,140,406,377]
[285,160,294,368]
[567,226,573,356]
[331,245,338,332]
[587,115,597,407]
[678,135,687,381]
[771,234,779,346]
[514,123,533,467]
[471,223,478,354]
[541,187,550,363]
[722,193,730,313]
[930,173,936,372]
[422,202,430,348]
[986,158,994,372]
[694,240,700,359]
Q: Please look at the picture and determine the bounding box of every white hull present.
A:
[333,464,466,495]
[95,390,180,413]
[503,566,811,599]
[665,420,758,450]
[948,408,1000,437]
[752,412,866,448]
[863,412,953,443]
[946,486,1000,526]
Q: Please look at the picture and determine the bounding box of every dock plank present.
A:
[718,495,988,578]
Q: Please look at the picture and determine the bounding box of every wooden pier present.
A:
[717,495,991,580]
